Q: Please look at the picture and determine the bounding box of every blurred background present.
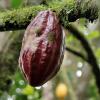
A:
[0,0,100,100]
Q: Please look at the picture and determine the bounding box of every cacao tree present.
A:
[0,0,100,99]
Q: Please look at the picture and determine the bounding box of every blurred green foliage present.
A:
[0,31,23,93]
[86,31,100,40]
[11,0,23,8]
[9,71,42,100]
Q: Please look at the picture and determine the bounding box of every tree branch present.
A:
[65,23,100,93]
[0,0,98,31]
[65,47,88,62]
[0,5,47,31]
[68,0,98,22]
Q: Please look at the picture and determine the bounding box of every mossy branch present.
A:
[0,0,98,31]
[0,5,47,31]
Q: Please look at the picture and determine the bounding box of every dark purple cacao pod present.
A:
[19,10,64,87]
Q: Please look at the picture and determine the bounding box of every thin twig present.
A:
[65,47,88,62]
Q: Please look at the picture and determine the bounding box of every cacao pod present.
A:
[19,10,64,87]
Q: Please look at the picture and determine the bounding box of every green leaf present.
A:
[22,85,34,95]
[86,31,100,40]
[95,48,100,58]
[65,35,74,43]
[11,0,23,9]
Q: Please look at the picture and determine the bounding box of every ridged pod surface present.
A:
[19,10,64,86]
